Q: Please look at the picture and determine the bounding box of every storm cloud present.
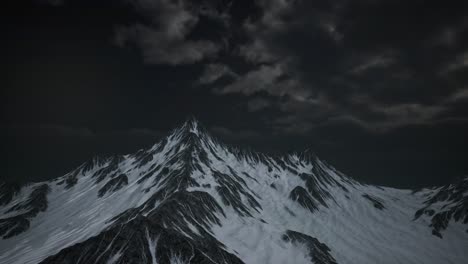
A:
[2,0,468,188]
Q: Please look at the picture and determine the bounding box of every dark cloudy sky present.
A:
[2,0,468,188]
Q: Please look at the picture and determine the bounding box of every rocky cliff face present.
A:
[1,119,467,264]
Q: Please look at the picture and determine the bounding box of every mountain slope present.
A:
[1,119,467,264]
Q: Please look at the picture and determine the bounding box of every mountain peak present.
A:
[1,119,467,264]
[182,116,201,135]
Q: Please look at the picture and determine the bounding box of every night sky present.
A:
[2,0,468,188]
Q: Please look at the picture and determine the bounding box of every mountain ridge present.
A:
[1,118,467,264]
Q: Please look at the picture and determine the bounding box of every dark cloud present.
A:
[439,51,468,74]
[195,0,468,135]
[347,52,397,75]
[198,63,237,84]
[214,63,309,100]
[246,97,271,112]
[114,0,228,65]
[3,0,468,188]
[115,23,221,65]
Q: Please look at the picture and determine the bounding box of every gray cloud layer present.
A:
[114,0,226,65]
[6,0,468,187]
[194,0,468,134]
[40,0,468,136]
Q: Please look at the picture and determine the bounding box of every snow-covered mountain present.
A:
[1,119,467,264]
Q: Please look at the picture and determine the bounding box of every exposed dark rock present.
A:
[212,170,262,217]
[90,156,124,184]
[291,167,340,211]
[7,184,50,214]
[153,138,168,153]
[241,171,259,183]
[0,182,21,206]
[414,176,468,237]
[289,186,319,213]
[282,230,338,264]
[61,151,248,264]
[275,158,288,170]
[284,206,296,217]
[414,208,435,219]
[64,171,79,189]
[98,174,128,197]
[287,166,299,175]
[0,184,50,239]
[40,214,244,264]
[0,216,30,239]
[81,156,108,173]
[312,162,349,193]
[146,191,226,233]
[296,172,331,210]
[135,152,154,168]
[362,194,385,210]
[208,144,224,161]
[137,164,162,184]
[430,211,454,239]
